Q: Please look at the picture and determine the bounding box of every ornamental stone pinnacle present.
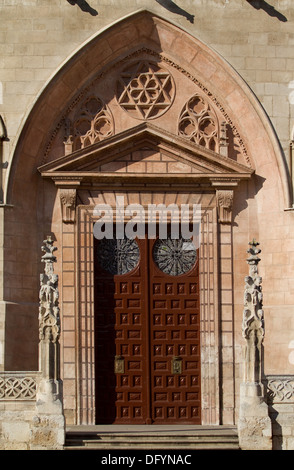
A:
[41,236,57,276]
[33,236,65,450]
[242,239,264,381]
[39,236,60,346]
[239,239,272,451]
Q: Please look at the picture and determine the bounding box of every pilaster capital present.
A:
[216,189,234,224]
[59,188,77,223]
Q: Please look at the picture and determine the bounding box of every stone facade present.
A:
[0,0,294,450]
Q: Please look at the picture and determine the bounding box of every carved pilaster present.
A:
[216,189,233,224]
[60,188,76,223]
[238,240,272,450]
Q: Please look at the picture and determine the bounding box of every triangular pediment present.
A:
[38,123,254,187]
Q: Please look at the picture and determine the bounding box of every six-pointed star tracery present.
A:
[117,61,175,120]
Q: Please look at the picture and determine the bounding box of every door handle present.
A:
[172,356,182,375]
[114,355,125,374]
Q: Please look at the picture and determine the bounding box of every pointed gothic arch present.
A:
[2,10,289,426]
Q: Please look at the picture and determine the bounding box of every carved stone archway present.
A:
[3,11,286,427]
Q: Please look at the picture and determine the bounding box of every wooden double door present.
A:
[94,233,201,424]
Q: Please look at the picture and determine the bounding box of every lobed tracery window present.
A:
[73,96,114,151]
[178,93,219,152]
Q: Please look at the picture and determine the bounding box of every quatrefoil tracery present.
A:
[117,61,175,120]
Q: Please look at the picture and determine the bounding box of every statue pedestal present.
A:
[238,382,272,450]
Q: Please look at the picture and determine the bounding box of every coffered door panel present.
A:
[149,236,201,424]
[94,236,150,424]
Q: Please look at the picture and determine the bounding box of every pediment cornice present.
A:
[38,122,254,189]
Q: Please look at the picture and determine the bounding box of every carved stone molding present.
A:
[60,188,77,223]
[219,121,229,157]
[216,189,234,224]
[42,48,250,167]
[71,95,114,152]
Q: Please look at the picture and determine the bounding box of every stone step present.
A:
[64,425,240,450]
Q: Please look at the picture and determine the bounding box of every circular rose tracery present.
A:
[153,237,197,276]
[117,61,175,120]
[97,237,140,275]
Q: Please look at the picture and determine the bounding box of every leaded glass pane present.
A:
[97,237,140,275]
[153,237,197,276]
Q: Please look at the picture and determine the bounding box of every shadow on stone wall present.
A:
[66,0,98,16]
[155,0,194,23]
[246,0,287,22]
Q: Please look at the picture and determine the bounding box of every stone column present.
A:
[31,236,65,449]
[238,240,272,450]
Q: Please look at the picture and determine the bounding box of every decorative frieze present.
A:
[0,373,39,400]
[265,376,294,404]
